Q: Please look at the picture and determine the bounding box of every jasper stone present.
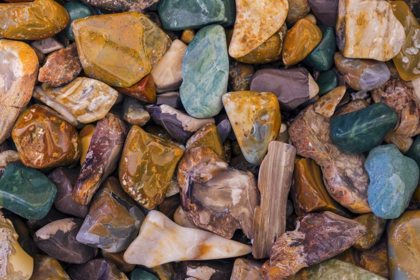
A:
[303,26,336,71]
[130,268,158,280]
[119,126,184,209]
[308,0,338,27]
[366,144,419,219]
[0,39,38,144]
[67,258,128,280]
[33,218,96,264]
[0,0,69,40]
[180,24,229,118]
[231,259,263,280]
[63,2,92,41]
[331,103,398,154]
[186,123,225,159]
[158,0,235,30]
[317,70,338,96]
[357,237,389,278]
[122,97,150,127]
[175,261,233,280]
[79,124,95,165]
[229,61,254,91]
[117,74,156,103]
[353,213,386,250]
[314,86,346,118]
[31,254,70,280]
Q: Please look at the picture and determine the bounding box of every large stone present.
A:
[31,254,70,280]
[67,258,128,280]
[231,258,263,280]
[353,213,386,250]
[303,25,336,71]
[180,25,229,118]
[317,69,338,96]
[175,261,233,280]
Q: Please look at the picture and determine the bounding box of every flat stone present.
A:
[185,123,225,159]
[286,0,310,25]
[130,268,158,280]
[31,254,70,280]
[67,258,128,280]
[231,258,263,280]
[357,237,389,278]
[123,210,251,267]
[30,38,63,54]
[366,144,419,219]
[117,74,156,103]
[63,2,92,41]
[317,69,338,96]
[303,25,336,71]
[314,86,346,118]
[180,25,229,118]
[353,213,386,250]
[102,251,135,273]
[308,0,338,27]
[79,124,95,166]
[82,0,157,12]
[122,97,150,127]
[229,62,254,91]
[175,261,233,280]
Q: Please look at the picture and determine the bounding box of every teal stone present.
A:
[317,70,338,96]
[130,268,159,280]
[158,0,235,30]
[64,2,93,41]
[0,163,57,220]
[366,144,419,219]
[407,134,420,166]
[303,26,336,71]
[180,24,229,118]
[331,103,397,154]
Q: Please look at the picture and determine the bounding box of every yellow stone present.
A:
[79,124,95,165]
[186,123,225,159]
[314,86,346,118]
[31,255,70,280]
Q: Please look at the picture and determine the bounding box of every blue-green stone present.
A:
[64,2,93,41]
[407,134,420,166]
[317,70,338,96]
[180,24,229,118]
[303,25,336,71]
[158,0,235,30]
[130,268,158,280]
[331,103,397,154]
[0,163,57,220]
[366,144,419,219]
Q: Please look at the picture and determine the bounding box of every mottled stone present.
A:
[384,129,413,153]
[124,210,251,267]
[331,103,398,154]
[0,39,38,144]
[186,123,224,159]
[336,0,406,61]
[31,254,70,280]
[0,150,20,178]
[366,144,419,219]
[34,218,96,264]
[317,70,338,96]
[0,0,69,40]
[231,258,262,280]
[116,74,156,104]
[63,2,92,41]
[403,0,420,23]
[303,25,336,71]
[38,44,83,87]
[308,0,338,27]
[102,251,135,273]
[180,25,229,118]
[223,91,280,165]
[229,61,254,91]
[314,86,346,118]
[357,237,389,278]
[287,0,310,25]
[26,207,68,233]
[175,261,232,280]
[82,0,157,12]
[119,126,184,209]
[73,114,127,205]
[353,213,386,250]
[31,38,63,55]
[67,258,128,280]
[122,97,150,127]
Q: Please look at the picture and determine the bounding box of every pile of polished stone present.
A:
[1,0,420,279]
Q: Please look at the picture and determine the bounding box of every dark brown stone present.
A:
[229,61,254,91]
[308,0,339,27]
[357,237,389,278]
[175,261,233,280]
[67,258,128,280]
[26,207,68,234]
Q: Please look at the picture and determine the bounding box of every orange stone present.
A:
[116,74,156,103]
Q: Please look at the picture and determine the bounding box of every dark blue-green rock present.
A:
[158,0,235,30]
[366,144,419,219]
[407,134,420,166]
[317,70,338,96]
[331,103,397,154]
[130,268,158,280]
[303,26,336,71]
[64,2,93,41]
[0,163,57,220]
[180,24,229,118]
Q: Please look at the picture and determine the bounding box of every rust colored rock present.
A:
[353,213,386,250]
[185,123,225,160]
[229,61,254,91]
[334,99,369,117]
[116,74,156,103]
[357,237,389,278]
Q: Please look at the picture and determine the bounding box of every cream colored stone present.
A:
[173,206,199,229]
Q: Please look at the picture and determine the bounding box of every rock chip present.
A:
[185,123,225,159]
[314,86,346,118]
[30,38,63,55]
[122,97,150,127]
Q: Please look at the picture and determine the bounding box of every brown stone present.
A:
[286,0,310,26]
[185,123,225,159]
[384,129,413,153]
[231,258,263,280]
[357,237,389,278]
[116,74,156,103]
[314,86,346,118]
[102,250,135,273]
[334,99,369,117]
[229,61,254,91]
[353,213,386,250]
[31,254,70,280]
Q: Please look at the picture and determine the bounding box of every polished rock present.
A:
[79,124,95,166]
[303,25,336,71]
[63,2,92,41]
[286,0,310,26]
[122,97,150,127]
[384,129,413,153]
[185,123,224,159]
[175,261,232,280]
[30,38,63,55]
[116,74,156,104]
[102,250,135,273]
[82,0,158,12]
[31,254,70,280]
[229,61,254,91]
[317,70,338,96]
[353,213,386,250]
[314,86,346,118]
[308,0,338,27]
[231,258,263,280]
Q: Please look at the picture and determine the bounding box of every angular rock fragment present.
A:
[185,123,225,159]
[116,74,156,103]
[79,124,95,166]
[175,261,233,280]
[231,258,263,280]
[353,213,386,250]
[67,258,128,280]
[314,86,346,118]
[173,206,198,229]
[122,97,150,127]
[31,254,70,280]
[26,207,68,233]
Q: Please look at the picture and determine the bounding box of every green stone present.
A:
[317,70,338,96]
[64,2,93,41]
[130,268,158,280]
[0,163,57,220]
[180,24,229,118]
[331,103,398,154]
[407,134,420,166]
[158,0,235,30]
[303,25,336,71]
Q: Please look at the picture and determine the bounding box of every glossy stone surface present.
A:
[353,213,386,250]
[122,97,150,127]
[73,114,127,205]
[231,258,262,280]
[30,38,63,55]
[119,126,184,209]
[314,86,346,118]
[124,210,252,267]
[331,103,398,154]
[158,0,235,30]
[334,52,391,91]
[117,74,156,103]
[180,25,229,118]
[403,0,420,23]
[282,19,322,66]
[175,261,232,280]
[38,43,82,87]
[0,0,69,40]
[308,0,338,27]
[63,2,92,41]
[130,268,158,280]
[33,218,96,264]
[303,26,336,71]
[186,123,224,159]
[317,70,338,96]
[286,0,310,25]
[173,206,198,229]
[223,91,280,165]
[31,254,70,280]
[388,210,420,279]
[229,62,254,91]
[67,258,128,280]
[336,0,405,61]
[229,0,288,58]
[0,39,38,144]
[366,144,419,219]
[79,124,95,166]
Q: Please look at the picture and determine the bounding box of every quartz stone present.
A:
[177,147,259,239]
[282,18,322,66]
[151,40,187,93]
[253,142,296,259]
[102,251,135,273]
[63,2,92,41]
[388,210,420,279]
[336,0,406,61]
[314,86,346,118]
[0,39,38,144]
[223,91,280,165]
[122,97,150,127]
[181,29,195,44]
[116,74,156,103]
[79,124,95,165]
[147,104,215,143]
[73,113,127,205]
[76,177,144,253]
[130,268,158,280]
[72,12,171,87]
[123,210,252,267]
[231,258,263,280]
[48,167,89,219]
[82,0,157,12]
[180,25,229,118]
[0,213,34,280]
[0,0,69,40]
[119,126,184,209]
[331,103,398,154]
[366,144,419,219]
[173,206,198,229]
[33,218,96,264]
[357,237,389,278]
[185,123,224,159]
[286,0,310,26]
[353,213,386,250]
[289,105,371,213]
[38,44,83,87]
[31,254,70,280]
[229,0,288,58]
[303,26,336,71]
[229,62,254,91]
[334,52,391,91]
[67,258,128,280]
[384,129,413,153]
[12,104,80,170]
[250,68,319,111]
[308,0,338,27]
[175,261,233,280]
[30,38,63,55]
[158,0,235,30]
